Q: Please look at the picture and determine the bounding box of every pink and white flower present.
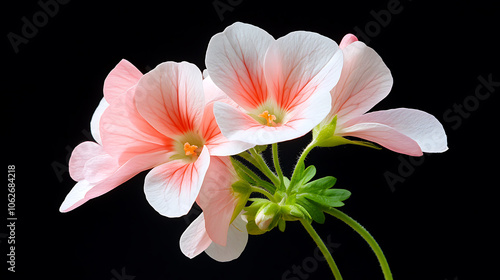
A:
[321,34,448,156]
[60,60,253,217]
[206,22,344,145]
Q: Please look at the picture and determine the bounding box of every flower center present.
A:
[183,142,199,156]
[258,110,277,126]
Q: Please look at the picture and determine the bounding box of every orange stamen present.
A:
[258,110,276,126]
[184,142,199,156]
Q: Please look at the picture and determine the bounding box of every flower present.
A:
[206,22,344,145]
[180,156,250,261]
[60,59,154,212]
[317,34,448,156]
[61,60,253,217]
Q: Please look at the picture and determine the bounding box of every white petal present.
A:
[329,41,393,126]
[90,97,109,145]
[264,30,343,111]
[206,22,274,111]
[144,146,210,218]
[179,213,213,259]
[205,213,248,262]
[343,108,448,153]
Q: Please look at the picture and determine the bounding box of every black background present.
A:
[3,0,499,279]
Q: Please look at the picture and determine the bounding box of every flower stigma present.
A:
[258,110,277,126]
[183,142,199,156]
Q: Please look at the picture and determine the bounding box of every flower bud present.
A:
[255,203,281,231]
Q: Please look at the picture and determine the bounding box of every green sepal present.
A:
[281,204,308,221]
[255,202,281,231]
[312,115,338,144]
[254,145,268,153]
[278,219,286,232]
[313,115,381,150]
[230,180,252,223]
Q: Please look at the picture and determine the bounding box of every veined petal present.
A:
[201,102,254,156]
[206,22,274,111]
[135,61,205,137]
[179,213,212,259]
[338,122,423,156]
[197,156,238,246]
[60,151,169,213]
[264,30,342,111]
[213,89,331,145]
[343,108,448,153]
[103,59,143,104]
[83,153,118,184]
[328,41,393,126]
[213,102,282,145]
[205,213,248,262]
[90,97,109,145]
[100,85,170,164]
[144,146,210,218]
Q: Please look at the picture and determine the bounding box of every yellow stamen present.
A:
[258,110,277,126]
[184,142,199,156]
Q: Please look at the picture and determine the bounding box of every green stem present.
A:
[231,157,276,193]
[250,186,275,201]
[250,148,280,187]
[272,143,284,190]
[237,150,259,168]
[325,208,393,280]
[290,140,317,191]
[300,219,343,280]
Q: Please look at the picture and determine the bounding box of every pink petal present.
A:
[83,153,118,183]
[103,59,143,104]
[264,30,343,111]
[90,97,109,145]
[69,141,105,182]
[144,146,211,218]
[100,85,170,164]
[197,156,238,246]
[328,41,393,126]
[339,122,423,156]
[179,213,212,259]
[205,213,248,262]
[206,22,274,111]
[135,61,205,137]
[201,102,254,156]
[60,151,169,213]
[339,34,358,50]
[343,108,448,153]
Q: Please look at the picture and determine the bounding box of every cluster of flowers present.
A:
[60,22,447,264]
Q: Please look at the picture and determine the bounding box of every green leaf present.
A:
[302,194,344,208]
[296,198,325,224]
[300,176,337,193]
